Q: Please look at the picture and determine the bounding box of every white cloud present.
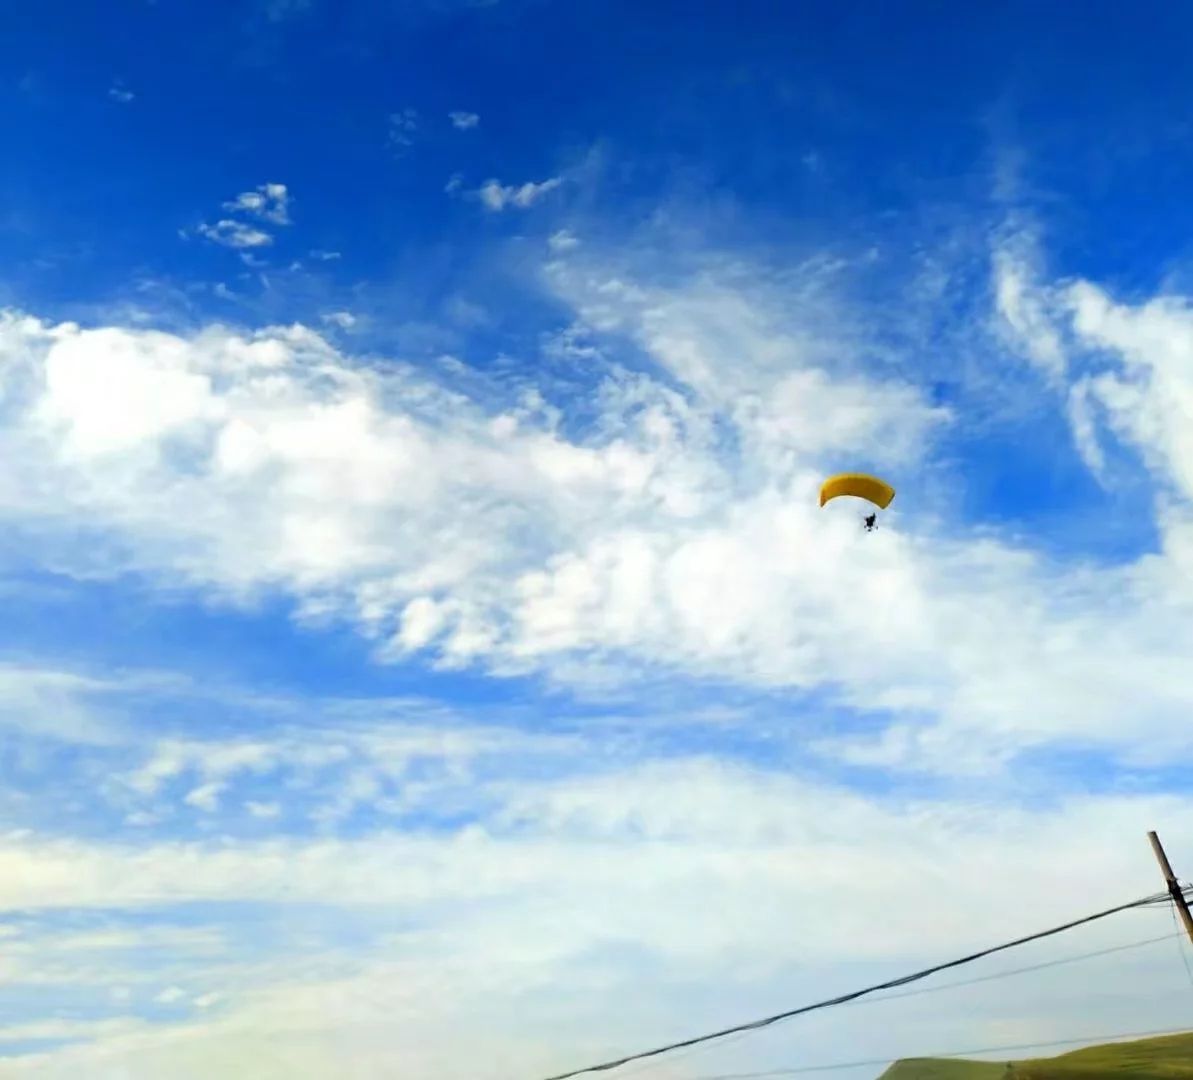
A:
[10,191,1193,1080]
[0,770,1189,1077]
[449,110,479,130]
[109,85,135,104]
[309,249,341,261]
[446,296,489,327]
[476,176,562,211]
[0,1018,144,1044]
[126,740,282,798]
[64,703,571,834]
[1066,376,1108,476]
[183,782,225,813]
[1063,280,1193,499]
[0,765,1185,952]
[548,229,580,252]
[993,237,1193,524]
[0,663,127,743]
[7,243,1193,777]
[993,242,1066,380]
[223,183,290,226]
[196,220,273,249]
[320,311,356,329]
[388,108,419,150]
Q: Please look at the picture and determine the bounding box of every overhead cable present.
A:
[533,890,1173,1080]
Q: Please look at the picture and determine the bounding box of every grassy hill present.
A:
[879,1032,1193,1080]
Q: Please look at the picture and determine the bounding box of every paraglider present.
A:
[819,473,895,532]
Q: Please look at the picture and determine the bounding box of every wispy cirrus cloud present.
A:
[15,0,1193,1076]
[0,747,1189,1078]
[9,210,1193,1075]
[5,230,1193,779]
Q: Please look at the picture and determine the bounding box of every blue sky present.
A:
[5,2,1193,1077]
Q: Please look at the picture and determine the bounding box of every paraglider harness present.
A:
[862,513,877,532]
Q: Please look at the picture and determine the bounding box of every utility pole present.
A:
[1147,830,1193,948]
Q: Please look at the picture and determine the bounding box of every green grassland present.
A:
[879,1032,1193,1080]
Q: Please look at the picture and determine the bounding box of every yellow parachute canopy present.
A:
[819,473,896,510]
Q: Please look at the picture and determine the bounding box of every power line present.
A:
[1167,901,1193,997]
[533,890,1173,1080]
[683,1025,1193,1080]
[616,1031,761,1080]
[840,930,1186,1008]
[605,894,1190,1080]
[614,932,1185,1080]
